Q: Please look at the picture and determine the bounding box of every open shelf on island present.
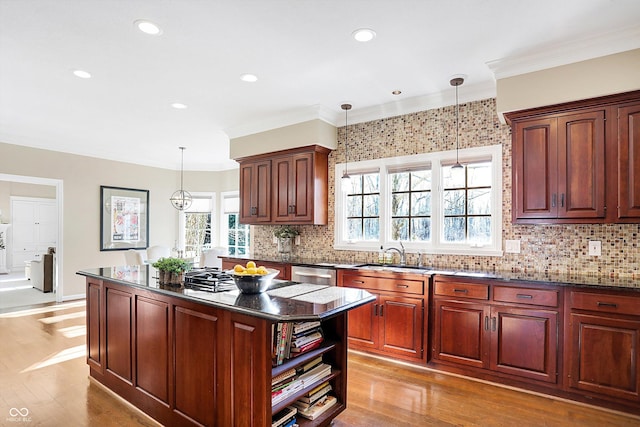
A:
[272,340,337,377]
[272,369,341,414]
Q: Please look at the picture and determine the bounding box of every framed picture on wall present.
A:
[100,185,149,251]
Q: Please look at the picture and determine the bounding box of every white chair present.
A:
[200,247,226,269]
[147,245,170,263]
[124,249,146,266]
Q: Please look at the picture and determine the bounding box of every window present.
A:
[334,145,502,255]
[184,197,214,261]
[345,173,380,241]
[442,162,492,244]
[390,169,431,242]
[220,192,250,255]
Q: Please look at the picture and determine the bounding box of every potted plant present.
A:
[152,257,191,285]
[273,226,300,260]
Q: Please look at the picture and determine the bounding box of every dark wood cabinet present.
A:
[339,270,427,363]
[512,109,605,222]
[508,90,640,224]
[239,159,271,223]
[432,276,560,385]
[565,289,640,403]
[237,145,329,225]
[618,101,640,219]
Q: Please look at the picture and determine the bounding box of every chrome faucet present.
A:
[385,241,406,266]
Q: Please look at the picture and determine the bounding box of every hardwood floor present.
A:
[1,300,638,426]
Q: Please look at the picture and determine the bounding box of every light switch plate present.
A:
[588,240,602,256]
[505,239,521,254]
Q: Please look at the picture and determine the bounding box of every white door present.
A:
[11,198,57,270]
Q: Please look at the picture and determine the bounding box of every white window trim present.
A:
[179,192,215,253]
[334,144,503,256]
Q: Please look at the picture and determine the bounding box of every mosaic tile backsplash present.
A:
[251,98,640,278]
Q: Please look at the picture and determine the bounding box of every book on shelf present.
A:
[272,368,297,386]
[293,320,321,335]
[298,362,331,386]
[297,395,337,421]
[273,321,325,365]
[290,337,323,356]
[296,355,323,375]
[272,406,297,427]
[292,383,332,410]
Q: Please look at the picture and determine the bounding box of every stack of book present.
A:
[292,381,337,421]
[271,406,297,427]
[272,321,324,365]
[272,356,332,406]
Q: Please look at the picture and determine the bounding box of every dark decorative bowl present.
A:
[226,269,279,294]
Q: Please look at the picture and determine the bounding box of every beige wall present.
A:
[496,49,640,121]
[0,142,237,298]
[230,119,337,159]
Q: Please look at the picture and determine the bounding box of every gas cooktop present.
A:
[183,267,237,293]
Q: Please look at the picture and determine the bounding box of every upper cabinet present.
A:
[507,91,640,224]
[238,145,330,225]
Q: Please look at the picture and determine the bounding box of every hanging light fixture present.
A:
[170,146,193,210]
[341,103,352,192]
[450,76,464,169]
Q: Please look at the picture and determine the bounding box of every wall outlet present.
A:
[505,239,521,254]
[295,235,300,245]
[588,240,602,256]
[273,236,278,244]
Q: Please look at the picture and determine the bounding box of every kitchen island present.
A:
[77,266,374,427]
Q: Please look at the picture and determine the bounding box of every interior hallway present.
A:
[1,300,638,426]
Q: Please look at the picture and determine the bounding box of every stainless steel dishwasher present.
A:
[290,265,336,286]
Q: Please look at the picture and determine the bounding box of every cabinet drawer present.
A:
[342,274,424,295]
[434,281,489,300]
[493,286,558,307]
[570,291,640,316]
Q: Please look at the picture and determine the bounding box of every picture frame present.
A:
[100,185,149,251]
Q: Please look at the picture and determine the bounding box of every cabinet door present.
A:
[272,153,314,223]
[567,312,640,402]
[491,307,558,383]
[239,160,271,224]
[513,118,558,219]
[347,296,378,350]
[557,110,606,218]
[618,102,640,218]
[379,295,423,360]
[433,300,490,369]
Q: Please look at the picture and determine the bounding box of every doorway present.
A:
[0,173,63,308]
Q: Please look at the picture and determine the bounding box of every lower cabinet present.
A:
[565,289,640,403]
[432,276,560,385]
[339,270,427,363]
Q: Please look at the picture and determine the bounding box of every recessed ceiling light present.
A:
[392,90,402,95]
[134,19,162,35]
[352,28,376,42]
[73,69,91,79]
[171,103,188,109]
[240,73,258,83]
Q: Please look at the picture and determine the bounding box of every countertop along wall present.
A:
[251,97,640,279]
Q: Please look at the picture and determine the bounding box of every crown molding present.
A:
[487,25,640,80]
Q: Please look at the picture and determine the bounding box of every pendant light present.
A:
[170,147,193,210]
[450,76,464,169]
[341,103,352,192]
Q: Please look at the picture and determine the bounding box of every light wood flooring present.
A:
[1,300,639,426]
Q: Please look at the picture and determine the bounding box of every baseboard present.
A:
[61,293,85,302]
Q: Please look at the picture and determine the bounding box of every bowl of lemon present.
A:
[227,261,279,294]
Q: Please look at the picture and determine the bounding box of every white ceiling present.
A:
[1,0,639,171]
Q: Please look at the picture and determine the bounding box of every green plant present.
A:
[273,225,300,239]
[152,257,191,274]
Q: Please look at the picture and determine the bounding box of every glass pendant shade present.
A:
[171,147,192,210]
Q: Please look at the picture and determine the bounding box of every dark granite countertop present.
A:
[220,255,640,290]
[77,266,375,322]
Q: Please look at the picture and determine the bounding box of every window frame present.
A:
[334,144,503,256]
[219,191,251,255]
